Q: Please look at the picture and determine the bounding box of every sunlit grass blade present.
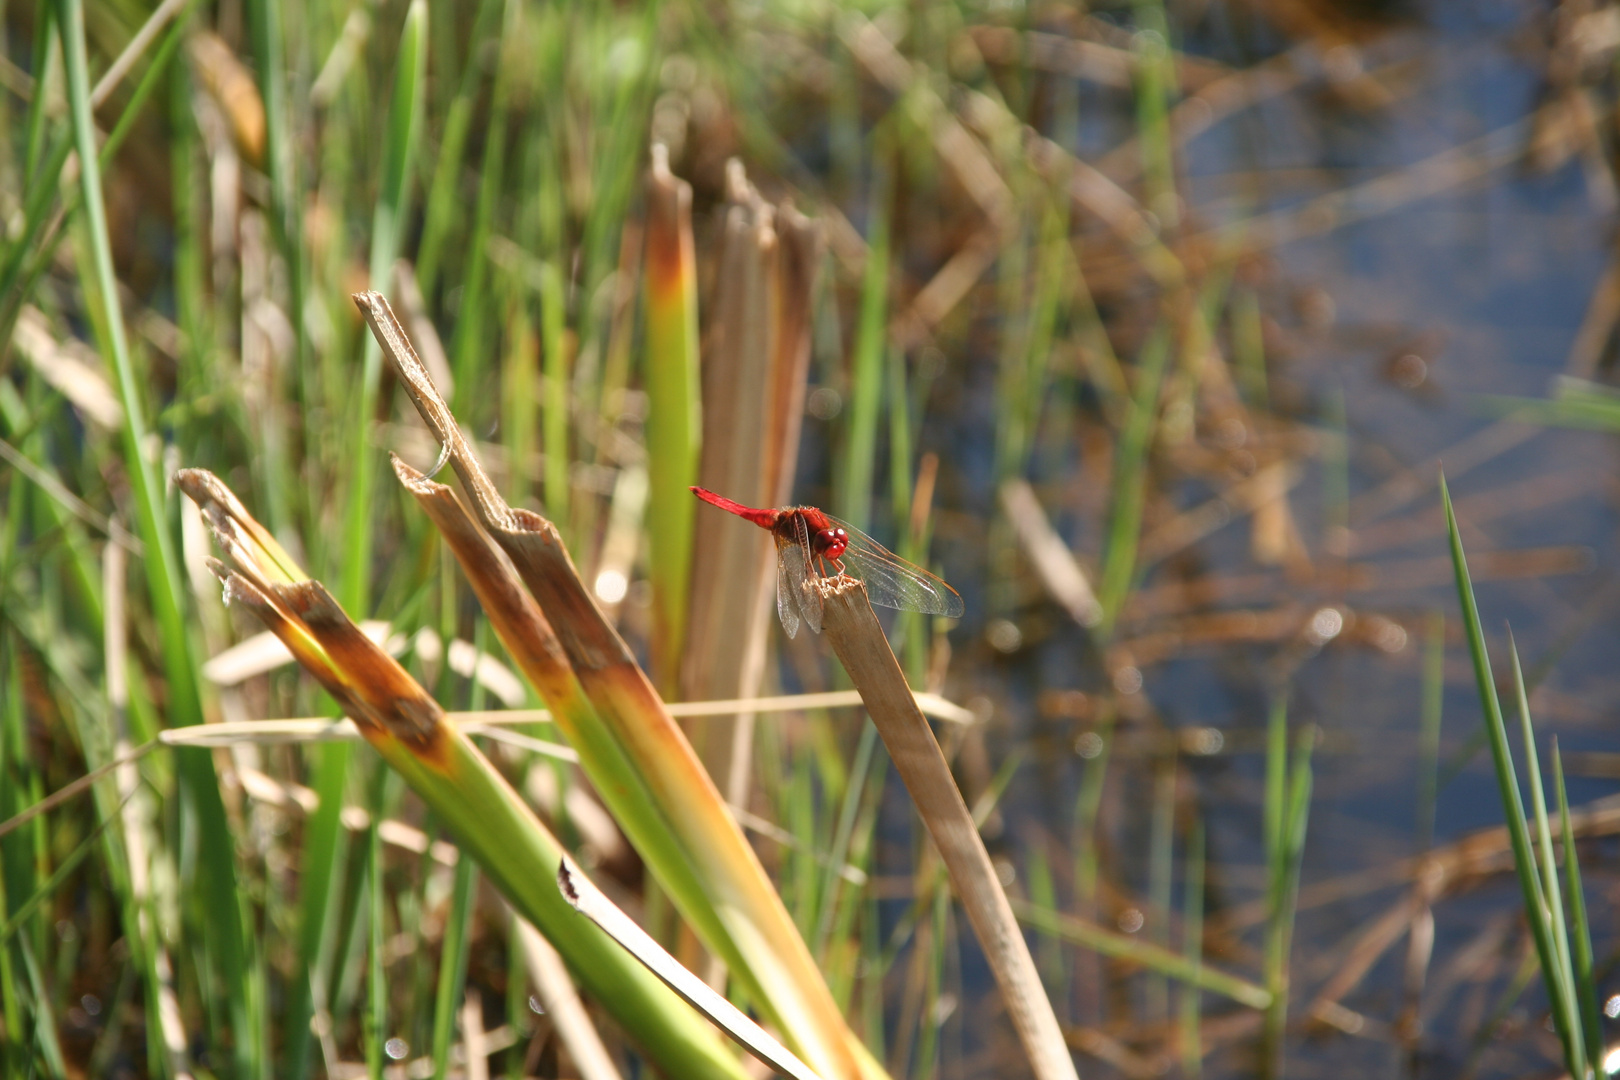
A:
[176,468,753,1080]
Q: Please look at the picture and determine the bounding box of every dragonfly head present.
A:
[814,526,849,562]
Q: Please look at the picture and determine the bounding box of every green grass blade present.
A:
[416,0,502,299]
[1073,710,1114,907]
[1230,287,1268,406]
[0,18,182,376]
[449,0,518,423]
[1443,473,1583,1077]
[1131,0,1177,229]
[1097,322,1171,633]
[245,0,305,440]
[0,788,129,946]
[1553,742,1602,1069]
[365,821,387,1080]
[54,1,259,1071]
[1147,760,1176,1022]
[838,166,890,534]
[1013,900,1269,1009]
[1263,696,1287,905]
[1180,818,1205,1079]
[21,4,54,182]
[343,0,427,616]
[814,719,880,960]
[1261,696,1295,1075]
[1507,635,1583,1079]
[432,856,478,1080]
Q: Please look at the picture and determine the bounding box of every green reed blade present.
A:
[416,0,502,299]
[1444,473,1584,1079]
[54,1,258,1071]
[1146,760,1176,1022]
[0,17,183,360]
[427,854,473,1080]
[1180,818,1205,1079]
[1014,900,1269,1010]
[344,0,427,617]
[448,0,513,416]
[365,819,386,1080]
[1553,742,1602,1068]
[1131,0,1177,230]
[1508,639,1584,1079]
[1097,322,1171,633]
[1230,288,1268,407]
[815,719,880,959]
[839,164,890,534]
[245,0,305,432]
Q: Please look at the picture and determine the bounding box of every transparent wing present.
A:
[775,542,800,639]
[775,513,823,635]
[832,515,964,619]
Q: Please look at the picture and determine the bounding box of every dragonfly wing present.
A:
[777,514,823,635]
[835,517,964,618]
[776,543,800,639]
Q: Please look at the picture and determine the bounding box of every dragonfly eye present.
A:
[817,527,848,560]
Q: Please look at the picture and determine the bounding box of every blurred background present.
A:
[7,0,1620,1076]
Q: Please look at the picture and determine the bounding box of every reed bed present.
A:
[5,0,1620,1078]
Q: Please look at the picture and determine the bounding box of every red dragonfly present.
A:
[691,486,964,638]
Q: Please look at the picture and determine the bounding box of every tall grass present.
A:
[7,1,1606,1078]
[1444,476,1601,1079]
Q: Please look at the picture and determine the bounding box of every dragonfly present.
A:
[691,486,964,638]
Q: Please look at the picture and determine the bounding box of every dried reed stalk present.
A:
[681,162,822,806]
[817,577,1079,1080]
